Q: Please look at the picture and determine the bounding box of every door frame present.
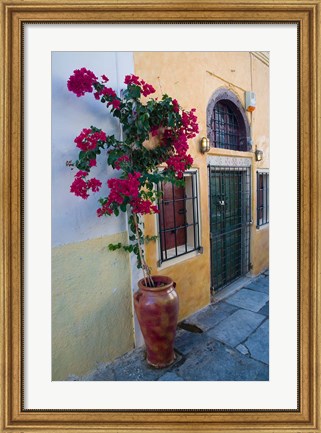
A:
[207,156,252,291]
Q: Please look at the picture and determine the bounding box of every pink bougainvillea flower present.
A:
[172,99,179,113]
[87,178,102,192]
[124,74,141,86]
[114,154,130,170]
[97,203,113,217]
[101,74,109,83]
[166,152,194,179]
[75,170,89,178]
[97,172,142,217]
[89,159,97,167]
[67,68,98,97]
[181,108,199,138]
[102,87,117,98]
[108,99,121,110]
[124,74,156,97]
[74,128,107,152]
[142,83,156,97]
[70,176,89,199]
[70,172,102,199]
[130,198,159,215]
[150,126,159,137]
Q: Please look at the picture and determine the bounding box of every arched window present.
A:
[207,89,251,152]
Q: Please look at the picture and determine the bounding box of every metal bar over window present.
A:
[158,171,200,264]
[256,171,269,227]
[212,102,246,151]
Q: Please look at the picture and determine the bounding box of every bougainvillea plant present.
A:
[67,67,199,286]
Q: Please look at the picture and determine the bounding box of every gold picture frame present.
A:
[1,0,320,431]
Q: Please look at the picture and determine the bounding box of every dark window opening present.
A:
[158,171,200,263]
[257,171,269,227]
[211,100,247,151]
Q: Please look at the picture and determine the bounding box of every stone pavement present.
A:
[71,270,269,381]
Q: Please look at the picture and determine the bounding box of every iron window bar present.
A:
[157,171,201,264]
[256,171,269,228]
[211,101,247,151]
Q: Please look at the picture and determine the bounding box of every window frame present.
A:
[156,169,202,267]
[256,170,269,228]
[212,100,244,151]
[207,88,252,152]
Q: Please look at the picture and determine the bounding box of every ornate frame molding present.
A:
[0,1,320,432]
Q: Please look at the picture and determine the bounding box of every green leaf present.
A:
[144,235,158,243]
[128,85,141,99]
[123,244,134,253]
[108,242,122,251]
[87,151,96,159]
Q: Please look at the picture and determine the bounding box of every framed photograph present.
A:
[1,0,320,432]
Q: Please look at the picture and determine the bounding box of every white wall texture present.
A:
[51,52,134,247]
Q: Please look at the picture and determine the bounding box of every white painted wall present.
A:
[51,52,134,247]
[52,51,144,347]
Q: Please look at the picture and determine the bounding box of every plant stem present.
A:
[132,212,154,287]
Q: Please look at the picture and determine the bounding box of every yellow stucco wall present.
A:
[134,52,269,320]
[52,232,134,380]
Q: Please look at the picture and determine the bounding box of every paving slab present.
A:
[244,319,269,365]
[225,288,268,312]
[181,302,238,332]
[175,328,211,356]
[176,340,269,381]
[258,301,269,316]
[158,372,184,381]
[207,309,266,347]
[245,277,269,294]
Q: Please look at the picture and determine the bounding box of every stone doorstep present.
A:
[213,272,270,303]
[212,275,253,303]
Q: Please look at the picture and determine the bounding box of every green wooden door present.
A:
[209,167,250,291]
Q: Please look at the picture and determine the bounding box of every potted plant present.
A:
[66,67,199,367]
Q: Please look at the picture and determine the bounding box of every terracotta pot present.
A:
[134,275,179,368]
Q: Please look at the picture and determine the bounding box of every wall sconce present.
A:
[200,137,210,153]
[255,148,264,161]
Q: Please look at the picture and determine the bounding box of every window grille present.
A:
[211,101,247,151]
[158,171,200,263]
[257,171,269,227]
